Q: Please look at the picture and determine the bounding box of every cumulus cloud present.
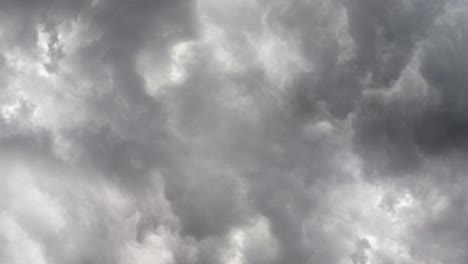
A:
[2,0,468,263]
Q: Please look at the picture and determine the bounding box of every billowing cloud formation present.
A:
[2,0,468,263]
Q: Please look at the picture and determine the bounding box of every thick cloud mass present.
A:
[2,0,468,263]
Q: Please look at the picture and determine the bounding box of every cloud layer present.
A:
[1,0,468,263]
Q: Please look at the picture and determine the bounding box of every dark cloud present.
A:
[354,3,468,174]
[286,0,444,117]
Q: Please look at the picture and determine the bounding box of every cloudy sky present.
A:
[1,0,468,263]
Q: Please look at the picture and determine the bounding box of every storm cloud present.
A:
[1,0,468,263]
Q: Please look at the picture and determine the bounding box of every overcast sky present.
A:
[1,0,468,263]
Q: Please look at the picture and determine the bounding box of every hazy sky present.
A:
[1,0,468,263]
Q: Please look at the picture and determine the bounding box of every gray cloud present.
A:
[2,0,468,264]
[354,1,468,173]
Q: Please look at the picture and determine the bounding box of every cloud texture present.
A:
[1,0,468,263]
